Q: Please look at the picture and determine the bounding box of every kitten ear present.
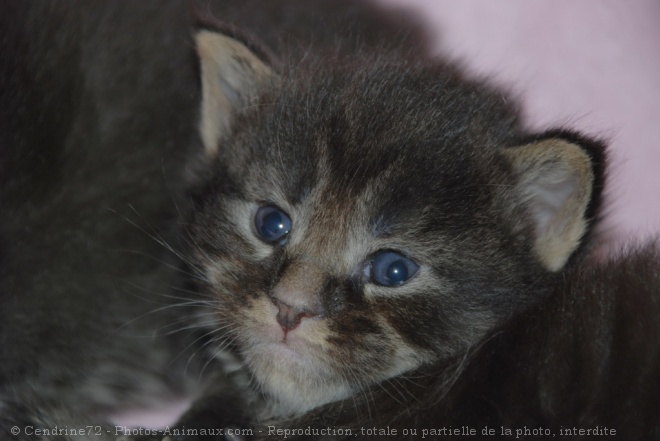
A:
[195,26,275,156]
[502,134,603,271]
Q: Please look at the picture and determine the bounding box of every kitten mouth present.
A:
[269,320,315,351]
[242,317,356,417]
[244,329,325,382]
[247,320,329,372]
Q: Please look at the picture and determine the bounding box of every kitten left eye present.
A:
[254,205,292,244]
[366,251,419,287]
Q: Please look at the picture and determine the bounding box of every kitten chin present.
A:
[244,342,354,419]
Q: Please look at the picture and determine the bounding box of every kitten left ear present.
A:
[502,134,602,271]
[195,27,275,157]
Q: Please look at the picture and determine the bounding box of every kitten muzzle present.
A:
[271,297,322,332]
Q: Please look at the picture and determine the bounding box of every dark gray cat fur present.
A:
[2,1,659,441]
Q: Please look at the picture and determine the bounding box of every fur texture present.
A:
[3,1,659,440]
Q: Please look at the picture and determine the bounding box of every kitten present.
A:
[174,2,660,440]
[3,1,658,440]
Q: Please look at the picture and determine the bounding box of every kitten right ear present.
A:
[501,132,605,271]
[195,26,275,157]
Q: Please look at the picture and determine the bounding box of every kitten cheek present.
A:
[198,255,248,291]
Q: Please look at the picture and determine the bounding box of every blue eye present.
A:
[254,205,292,244]
[367,251,419,287]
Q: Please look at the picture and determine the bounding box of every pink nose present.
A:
[271,297,321,332]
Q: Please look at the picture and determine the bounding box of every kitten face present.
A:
[188,60,564,415]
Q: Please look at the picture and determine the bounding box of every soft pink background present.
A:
[116,0,660,427]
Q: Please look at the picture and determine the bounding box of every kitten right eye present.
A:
[254,205,292,244]
[365,251,419,287]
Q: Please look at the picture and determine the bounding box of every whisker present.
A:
[113,300,209,334]
[115,278,208,305]
[107,206,202,274]
[112,248,206,281]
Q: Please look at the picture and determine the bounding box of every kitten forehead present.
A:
[229,58,516,192]
[225,63,517,239]
[287,180,372,273]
